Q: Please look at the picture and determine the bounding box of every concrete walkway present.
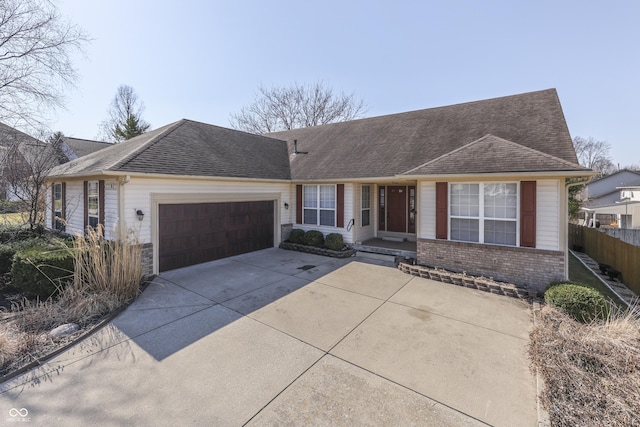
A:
[0,248,537,426]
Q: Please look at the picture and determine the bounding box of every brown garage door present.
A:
[158,200,274,272]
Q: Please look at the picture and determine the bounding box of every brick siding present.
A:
[417,238,565,295]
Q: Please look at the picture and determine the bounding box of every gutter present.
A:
[564,176,593,280]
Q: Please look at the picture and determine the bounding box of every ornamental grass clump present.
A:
[71,226,142,308]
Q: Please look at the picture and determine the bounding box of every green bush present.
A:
[324,233,344,251]
[303,230,325,247]
[544,283,611,323]
[12,243,75,298]
[0,238,49,275]
[288,228,305,244]
[0,226,38,244]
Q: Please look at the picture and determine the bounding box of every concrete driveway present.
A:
[0,248,537,426]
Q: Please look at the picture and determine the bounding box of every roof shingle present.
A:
[267,88,581,180]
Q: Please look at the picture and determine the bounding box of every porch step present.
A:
[353,243,416,260]
[356,251,398,263]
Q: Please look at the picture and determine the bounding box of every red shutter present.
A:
[99,180,105,231]
[51,184,56,229]
[435,182,448,239]
[520,181,536,248]
[296,185,303,224]
[337,184,344,228]
[83,181,88,231]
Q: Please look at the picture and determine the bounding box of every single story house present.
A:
[45,89,592,294]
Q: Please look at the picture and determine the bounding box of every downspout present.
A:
[564,176,592,280]
[118,175,130,240]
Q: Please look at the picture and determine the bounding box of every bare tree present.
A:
[572,136,615,176]
[0,0,88,127]
[1,127,58,230]
[230,81,366,134]
[99,85,150,143]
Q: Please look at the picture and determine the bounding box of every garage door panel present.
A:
[159,200,274,272]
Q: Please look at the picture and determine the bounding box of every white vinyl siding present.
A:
[536,179,560,250]
[103,180,119,240]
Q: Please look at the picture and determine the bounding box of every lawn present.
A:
[568,251,624,306]
[0,212,26,226]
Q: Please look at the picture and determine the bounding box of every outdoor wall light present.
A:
[284,202,289,210]
[136,209,144,221]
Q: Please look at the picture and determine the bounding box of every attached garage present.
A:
[158,200,275,272]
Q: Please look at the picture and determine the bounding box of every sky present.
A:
[45,0,639,168]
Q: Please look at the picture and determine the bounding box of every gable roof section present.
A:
[62,137,112,160]
[267,89,581,180]
[402,135,589,176]
[48,120,291,180]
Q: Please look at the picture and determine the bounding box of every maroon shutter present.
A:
[99,180,105,231]
[336,184,344,228]
[51,184,56,228]
[296,185,302,224]
[520,181,536,248]
[61,182,66,223]
[435,182,448,239]
[83,181,88,231]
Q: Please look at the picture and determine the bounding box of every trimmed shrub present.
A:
[12,243,74,298]
[0,239,41,275]
[0,226,38,244]
[544,283,611,323]
[324,233,344,251]
[288,228,305,244]
[303,230,325,247]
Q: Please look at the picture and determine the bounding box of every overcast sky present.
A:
[50,0,639,168]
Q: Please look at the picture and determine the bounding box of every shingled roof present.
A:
[402,134,589,176]
[61,137,112,160]
[47,120,291,180]
[267,88,582,180]
[48,89,586,182]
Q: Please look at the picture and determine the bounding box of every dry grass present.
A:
[530,304,640,426]
[0,226,143,375]
[0,212,26,226]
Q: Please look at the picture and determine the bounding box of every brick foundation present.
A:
[417,239,565,295]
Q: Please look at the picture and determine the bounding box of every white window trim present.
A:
[449,182,520,246]
[361,184,371,227]
[87,180,100,228]
[303,184,337,227]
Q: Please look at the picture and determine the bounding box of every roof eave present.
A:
[399,170,596,180]
[46,170,292,183]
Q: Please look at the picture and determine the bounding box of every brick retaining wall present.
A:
[417,239,565,295]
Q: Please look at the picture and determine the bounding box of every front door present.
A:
[386,186,407,232]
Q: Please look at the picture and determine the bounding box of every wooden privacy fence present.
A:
[569,224,640,295]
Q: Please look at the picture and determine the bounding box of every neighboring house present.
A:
[0,122,58,201]
[580,169,640,228]
[45,89,592,293]
[55,137,113,163]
